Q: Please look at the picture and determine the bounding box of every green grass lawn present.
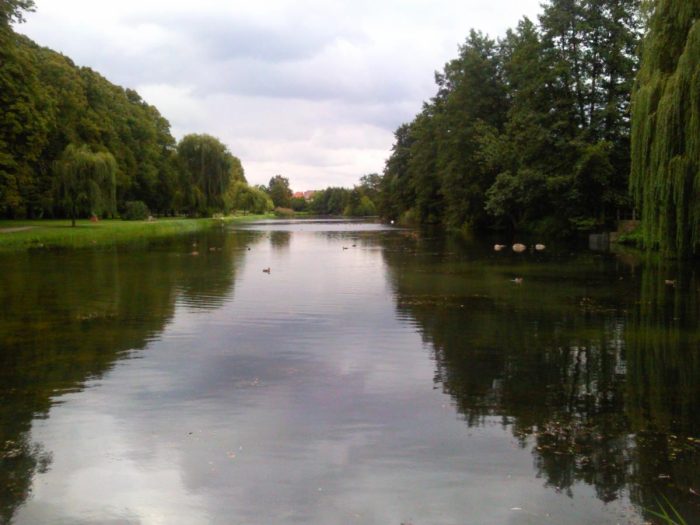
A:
[0,214,272,251]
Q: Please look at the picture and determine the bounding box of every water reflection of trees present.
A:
[382,234,700,521]
[269,231,291,251]
[0,229,259,522]
[625,261,700,520]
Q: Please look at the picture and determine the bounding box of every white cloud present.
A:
[19,0,543,190]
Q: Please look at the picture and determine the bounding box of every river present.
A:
[0,219,698,524]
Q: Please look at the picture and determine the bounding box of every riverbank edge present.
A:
[0,214,274,251]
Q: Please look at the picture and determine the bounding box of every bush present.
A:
[274,207,295,218]
[399,208,417,225]
[122,201,150,220]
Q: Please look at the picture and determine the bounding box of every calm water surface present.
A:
[0,220,698,524]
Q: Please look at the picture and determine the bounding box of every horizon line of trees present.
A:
[6,0,699,257]
[254,173,381,217]
[289,174,381,217]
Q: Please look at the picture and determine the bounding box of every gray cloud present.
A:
[19,0,543,189]
[128,12,358,63]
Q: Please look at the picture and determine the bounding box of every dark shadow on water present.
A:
[380,232,700,522]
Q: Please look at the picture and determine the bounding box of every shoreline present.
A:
[0,214,273,252]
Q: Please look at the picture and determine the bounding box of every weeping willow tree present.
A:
[630,0,700,257]
[54,144,117,226]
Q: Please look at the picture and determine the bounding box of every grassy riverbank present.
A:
[0,214,272,251]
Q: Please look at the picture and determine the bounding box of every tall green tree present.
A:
[436,30,508,229]
[267,175,292,208]
[177,134,239,215]
[224,181,272,214]
[407,109,442,224]
[53,144,116,226]
[379,123,415,221]
[358,173,381,201]
[481,18,553,229]
[631,0,700,256]
[538,0,641,224]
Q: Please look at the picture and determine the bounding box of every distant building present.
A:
[293,191,317,201]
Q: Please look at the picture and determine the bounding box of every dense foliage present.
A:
[631,0,700,257]
[122,200,150,221]
[310,174,380,216]
[379,0,643,236]
[225,181,273,214]
[53,144,117,226]
[176,133,247,216]
[0,8,260,220]
[266,175,293,208]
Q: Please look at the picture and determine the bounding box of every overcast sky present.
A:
[18,0,543,191]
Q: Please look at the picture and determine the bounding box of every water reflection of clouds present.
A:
[23,411,209,525]
[14,229,641,525]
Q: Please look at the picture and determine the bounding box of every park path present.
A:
[0,226,34,233]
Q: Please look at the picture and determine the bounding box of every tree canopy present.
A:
[267,175,293,208]
[378,0,643,236]
[53,144,117,226]
[309,175,380,217]
[0,18,261,220]
[177,133,245,216]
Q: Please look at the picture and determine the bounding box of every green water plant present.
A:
[647,495,688,525]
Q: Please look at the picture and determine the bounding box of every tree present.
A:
[345,191,376,217]
[379,123,415,221]
[408,109,442,224]
[267,175,292,208]
[538,0,642,224]
[230,156,246,184]
[53,144,116,226]
[310,187,350,215]
[358,173,381,200]
[631,0,700,256]
[177,134,239,215]
[224,181,272,214]
[436,30,508,229]
[0,0,35,26]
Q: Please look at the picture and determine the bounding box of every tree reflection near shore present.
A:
[382,234,700,522]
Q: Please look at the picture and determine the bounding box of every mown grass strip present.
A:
[0,214,272,251]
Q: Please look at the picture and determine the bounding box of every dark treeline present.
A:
[0,2,269,220]
[301,174,381,216]
[379,0,643,236]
